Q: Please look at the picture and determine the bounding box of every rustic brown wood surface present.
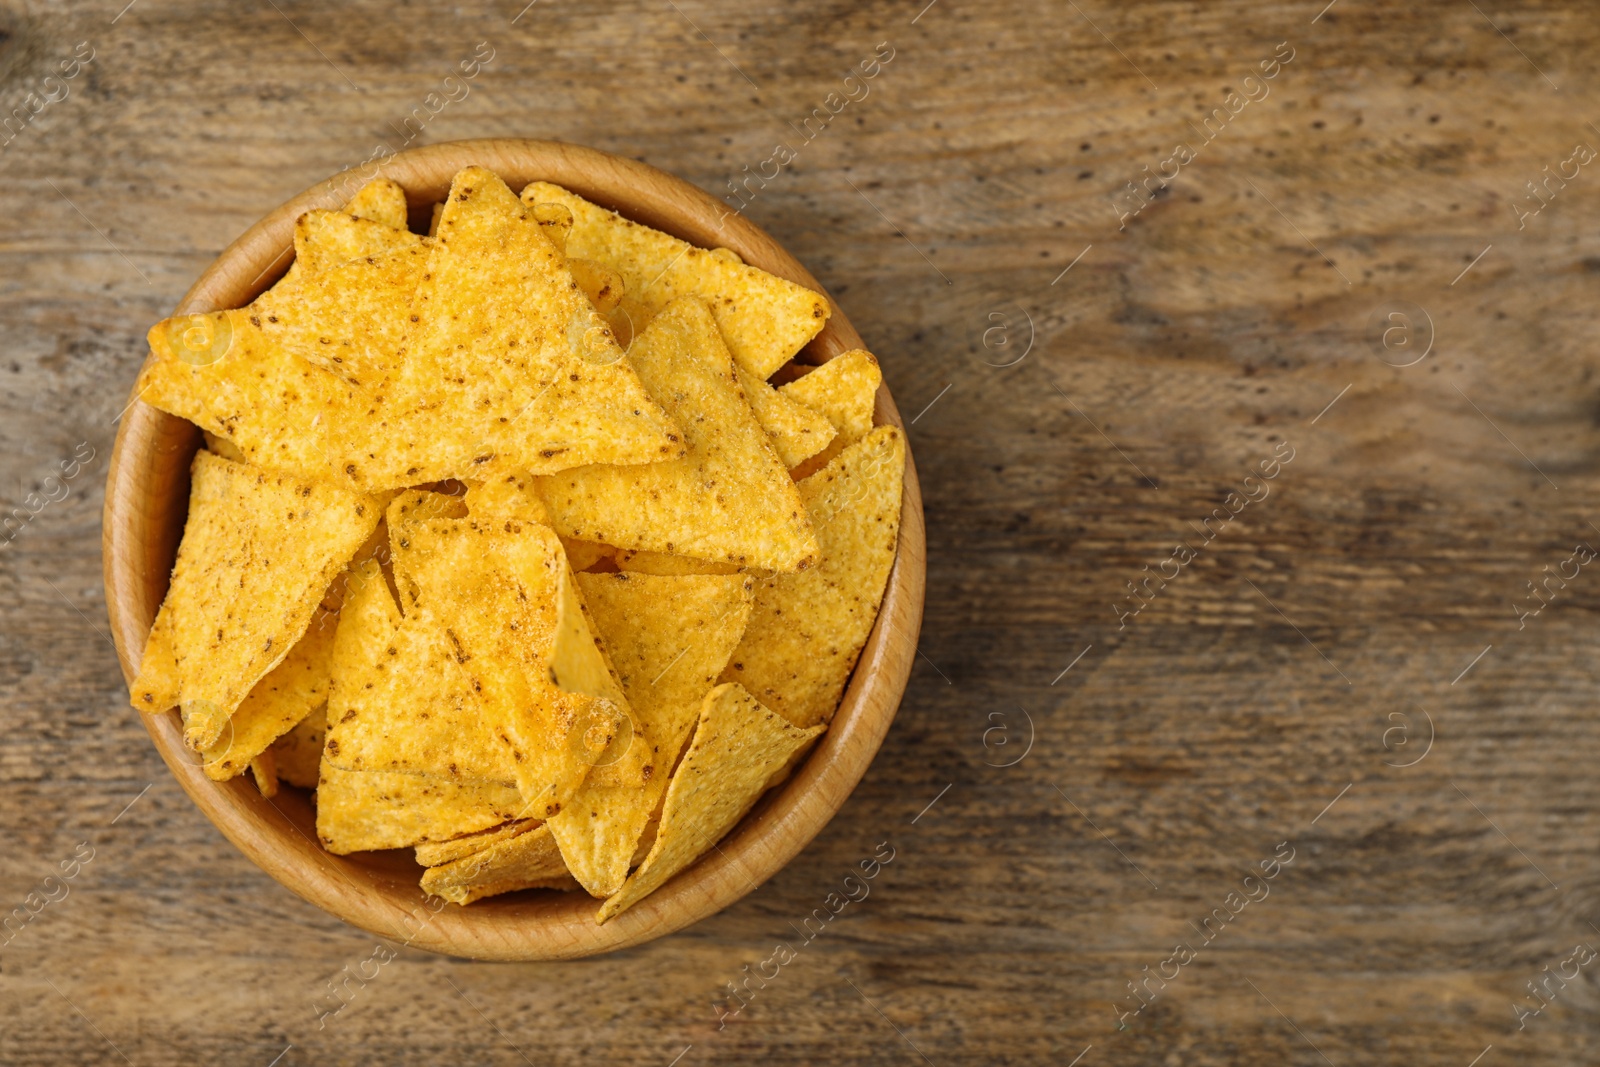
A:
[2,0,1598,1063]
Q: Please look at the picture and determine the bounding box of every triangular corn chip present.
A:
[597,683,823,922]
[736,363,835,468]
[575,571,753,767]
[387,512,619,818]
[131,603,181,715]
[720,426,905,727]
[343,178,409,230]
[415,819,539,867]
[390,167,683,483]
[420,823,576,904]
[322,556,521,784]
[781,348,881,447]
[547,571,753,897]
[316,763,526,854]
[200,615,337,780]
[129,452,382,749]
[535,297,819,572]
[269,704,326,789]
[250,211,428,388]
[522,182,829,378]
[138,309,367,488]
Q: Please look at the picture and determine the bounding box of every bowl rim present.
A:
[101,137,927,960]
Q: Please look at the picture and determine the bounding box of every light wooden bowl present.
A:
[101,139,926,960]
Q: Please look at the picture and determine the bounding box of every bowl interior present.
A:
[102,138,926,960]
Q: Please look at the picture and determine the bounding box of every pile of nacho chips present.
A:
[130,167,905,921]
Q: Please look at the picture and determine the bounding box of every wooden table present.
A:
[3,1,1598,1063]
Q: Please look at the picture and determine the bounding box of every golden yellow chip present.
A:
[428,201,443,237]
[535,297,818,572]
[316,763,527,854]
[522,182,829,378]
[390,167,683,483]
[780,349,881,447]
[322,557,521,784]
[342,178,409,230]
[200,616,337,781]
[270,704,326,789]
[575,571,753,767]
[546,571,752,898]
[250,211,428,388]
[736,363,835,468]
[387,513,621,818]
[138,309,373,489]
[597,683,823,922]
[129,451,382,749]
[420,823,576,904]
[569,258,625,314]
[414,819,538,867]
[721,426,904,727]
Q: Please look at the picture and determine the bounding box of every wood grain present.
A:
[5,0,1600,1062]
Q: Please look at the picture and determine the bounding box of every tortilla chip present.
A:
[612,549,739,576]
[316,763,526,854]
[270,704,326,789]
[546,572,753,898]
[249,211,428,388]
[322,556,522,785]
[420,823,575,904]
[535,297,818,572]
[129,451,381,749]
[522,182,829,378]
[249,751,279,797]
[389,167,682,483]
[428,201,443,237]
[200,616,337,781]
[569,259,625,314]
[597,683,824,922]
[131,604,181,716]
[343,178,409,230]
[386,513,620,818]
[575,571,753,767]
[720,426,904,727]
[736,363,835,468]
[137,309,377,490]
[780,349,881,447]
[414,819,539,867]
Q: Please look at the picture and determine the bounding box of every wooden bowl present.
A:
[101,139,926,960]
